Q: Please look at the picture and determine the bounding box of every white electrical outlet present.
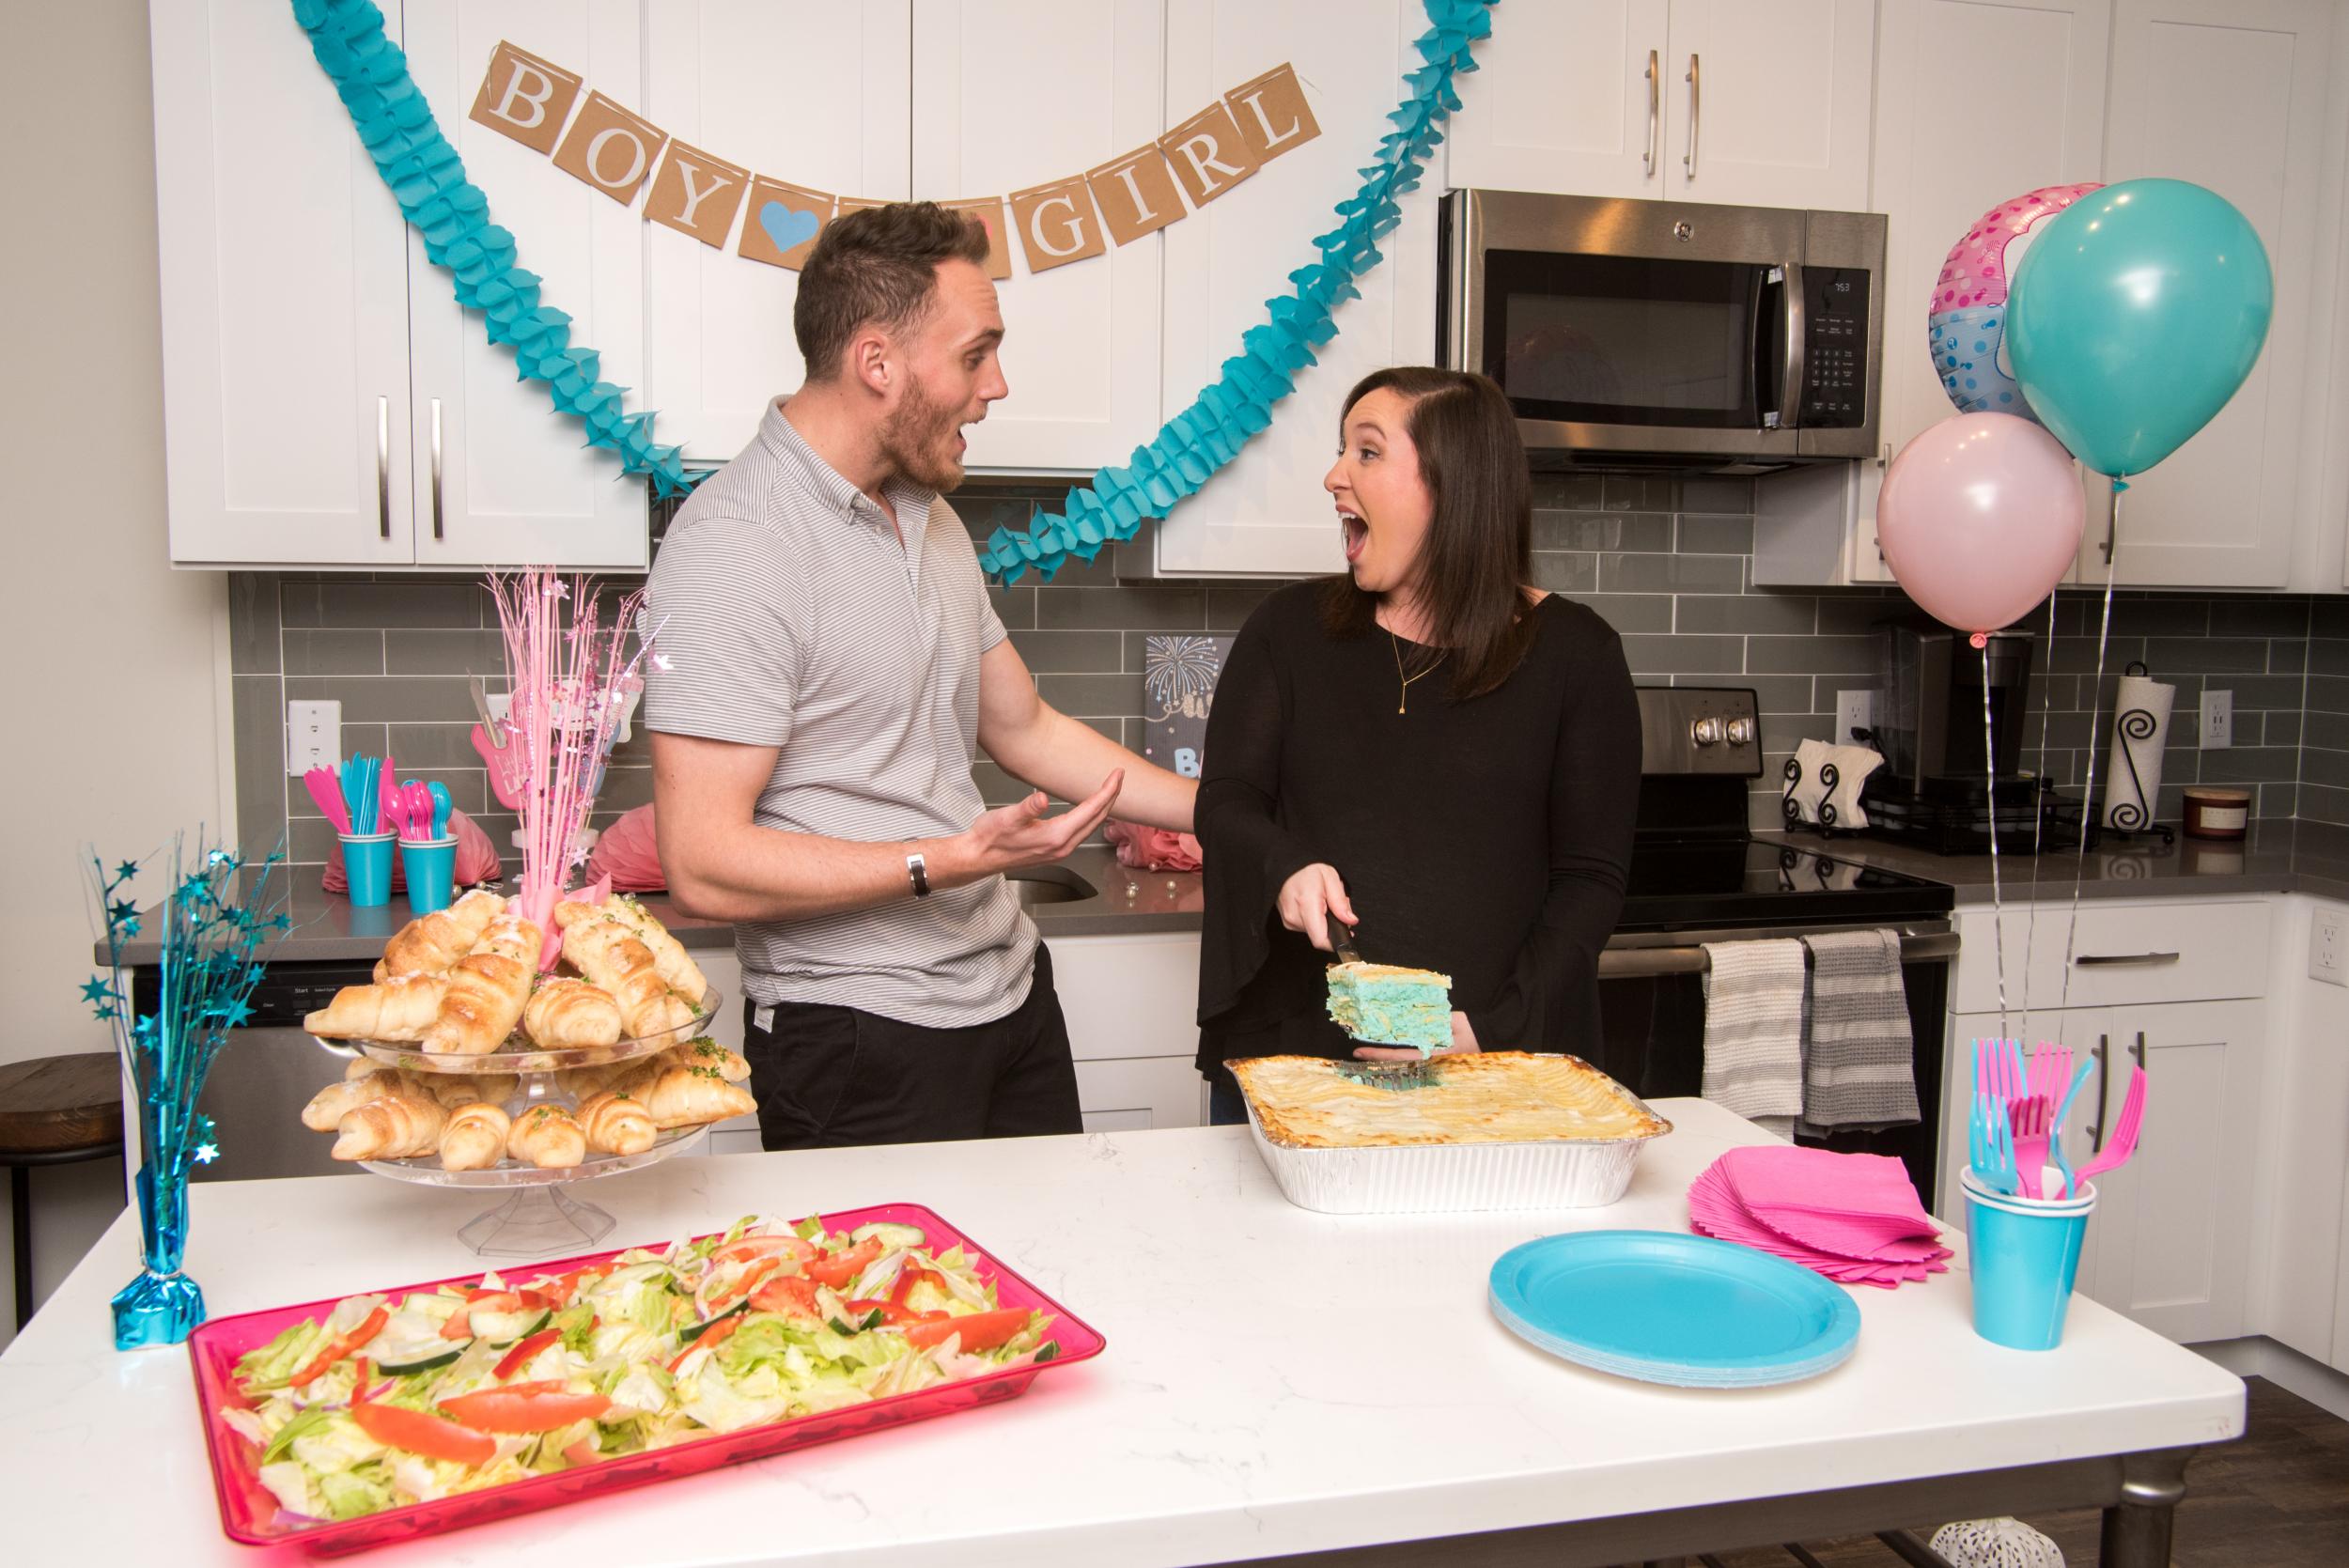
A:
[2313,906,2349,987]
[1834,689,1877,744]
[287,700,341,775]
[2199,689,2232,749]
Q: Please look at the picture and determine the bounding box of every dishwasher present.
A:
[137,963,378,1182]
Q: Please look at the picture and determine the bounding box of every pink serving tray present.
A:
[186,1202,1105,1554]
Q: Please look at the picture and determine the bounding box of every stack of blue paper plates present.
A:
[1488,1231,1860,1388]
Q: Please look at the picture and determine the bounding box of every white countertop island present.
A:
[0,1100,2242,1565]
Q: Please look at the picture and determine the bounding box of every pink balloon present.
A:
[1877,413,2084,635]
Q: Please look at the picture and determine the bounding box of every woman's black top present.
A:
[1194,582,1641,1079]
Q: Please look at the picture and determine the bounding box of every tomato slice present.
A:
[288,1304,389,1389]
[543,1263,614,1306]
[711,1234,817,1268]
[802,1237,882,1289]
[443,1289,552,1341]
[840,1297,918,1327]
[350,1401,497,1465]
[749,1274,821,1319]
[438,1381,614,1435]
[903,1308,1030,1355]
[667,1314,744,1373]
[492,1327,564,1381]
[695,1255,781,1321]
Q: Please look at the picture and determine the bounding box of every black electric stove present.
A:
[1593,688,1958,1196]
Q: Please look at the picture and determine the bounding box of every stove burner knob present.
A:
[1725,717,1755,747]
[1690,717,1723,747]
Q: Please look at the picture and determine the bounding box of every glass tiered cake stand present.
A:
[328,988,723,1258]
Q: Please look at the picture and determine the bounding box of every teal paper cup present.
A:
[339,831,397,908]
[399,836,458,915]
[1962,1167,2096,1351]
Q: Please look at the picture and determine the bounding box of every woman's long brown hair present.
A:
[1319,366,1534,701]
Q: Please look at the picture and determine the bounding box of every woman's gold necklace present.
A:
[1390,629,1444,715]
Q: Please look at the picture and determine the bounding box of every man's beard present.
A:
[879,378,965,490]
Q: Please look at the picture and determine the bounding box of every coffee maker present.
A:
[1874,624,2033,800]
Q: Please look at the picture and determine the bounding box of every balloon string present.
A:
[2060,479,2126,1010]
[1983,644,2010,1043]
[2019,585,2061,1045]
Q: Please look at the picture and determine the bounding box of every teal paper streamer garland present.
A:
[290,0,699,499]
[979,0,1497,583]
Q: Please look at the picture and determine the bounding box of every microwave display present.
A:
[1481,250,1787,431]
[1801,267,1870,427]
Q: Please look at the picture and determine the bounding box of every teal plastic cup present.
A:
[339,831,397,908]
[400,836,459,915]
[1962,1167,2096,1351]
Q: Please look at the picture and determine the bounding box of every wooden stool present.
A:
[0,1054,126,1331]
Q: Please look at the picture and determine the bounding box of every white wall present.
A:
[0,0,230,1347]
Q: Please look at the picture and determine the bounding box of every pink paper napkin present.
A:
[1686,1147,1950,1289]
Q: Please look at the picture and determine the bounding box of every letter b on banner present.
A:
[467,40,583,155]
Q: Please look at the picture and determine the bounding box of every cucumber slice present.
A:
[848,1222,927,1250]
[372,1316,470,1374]
[676,1297,750,1343]
[471,1307,552,1346]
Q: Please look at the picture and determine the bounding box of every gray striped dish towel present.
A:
[1700,939,1807,1137]
[1797,928,1920,1132]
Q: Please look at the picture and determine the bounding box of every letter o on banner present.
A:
[552,90,669,206]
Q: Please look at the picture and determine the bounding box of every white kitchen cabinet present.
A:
[406,0,649,568]
[1443,0,1873,211]
[639,1,912,463]
[152,0,416,567]
[2078,0,2337,587]
[1153,0,1440,577]
[912,0,1165,473]
[1048,930,1206,1128]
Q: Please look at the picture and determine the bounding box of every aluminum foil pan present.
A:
[1237,1054,1672,1215]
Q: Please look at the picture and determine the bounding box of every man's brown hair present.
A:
[793,202,992,380]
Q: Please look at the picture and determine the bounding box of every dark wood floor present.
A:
[1705,1377,2349,1567]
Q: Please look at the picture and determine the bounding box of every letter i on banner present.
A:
[645,141,751,247]
[552,90,670,206]
[1223,63,1320,165]
[468,40,583,154]
[1086,146,1184,246]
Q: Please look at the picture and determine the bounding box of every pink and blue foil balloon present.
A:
[1926,183,2101,423]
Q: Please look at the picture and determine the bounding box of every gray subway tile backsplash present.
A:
[225,480,2349,872]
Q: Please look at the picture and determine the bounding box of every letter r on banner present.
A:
[1158,101,1261,209]
[467,41,583,156]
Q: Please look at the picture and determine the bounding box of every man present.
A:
[645,202,1194,1151]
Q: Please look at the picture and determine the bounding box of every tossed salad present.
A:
[223,1215,1057,1523]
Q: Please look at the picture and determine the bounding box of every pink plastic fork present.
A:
[2074,1066,2147,1187]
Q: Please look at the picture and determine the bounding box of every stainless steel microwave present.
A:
[1439,189,1886,470]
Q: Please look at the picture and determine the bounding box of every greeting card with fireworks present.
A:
[85,837,289,1348]
[1142,634,1231,781]
[483,570,658,955]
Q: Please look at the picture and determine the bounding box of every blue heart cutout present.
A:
[758,200,821,256]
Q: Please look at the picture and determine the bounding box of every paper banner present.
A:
[552,89,669,206]
[467,40,581,156]
[1085,146,1184,246]
[1158,101,1260,209]
[739,178,835,270]
[291,0,699,499]
[978,0,1499,584]
[1224,62,1321,164]
[835,196,893,218]
[940,197,1015,280]
[645,140,750,248]
[1009,178,1107,273]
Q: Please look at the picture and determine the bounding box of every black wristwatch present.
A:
[906,851,931,897]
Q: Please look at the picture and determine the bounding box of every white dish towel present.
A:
[1700,939,1808,1137]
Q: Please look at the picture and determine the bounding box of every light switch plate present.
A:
[2200,689,2232,749]
[287,700,340,775]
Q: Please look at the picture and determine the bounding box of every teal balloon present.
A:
[2005,179,2273,477]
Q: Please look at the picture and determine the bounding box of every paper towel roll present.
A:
[2102,674,2176,831]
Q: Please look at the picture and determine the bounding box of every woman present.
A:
[1194,366,1641,1125]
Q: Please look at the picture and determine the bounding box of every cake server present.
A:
[1328,925,1443,1091]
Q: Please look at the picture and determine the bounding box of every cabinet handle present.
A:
[1643,50,1659,176]
[375,395,390,539]
[1878,442,1891,469]
[1683,54,1700,178]
[2088,1033,2108,1153]
[429,396,444,543]
[2130,1030,2146,1152]
[2073,952,2180,968]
